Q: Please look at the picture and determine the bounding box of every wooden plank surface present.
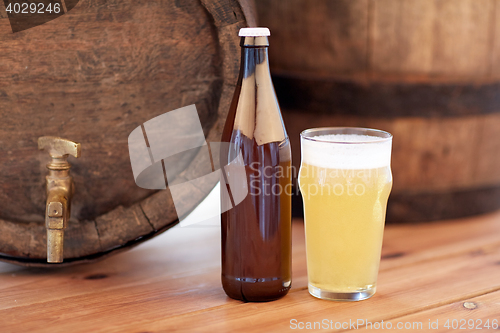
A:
[1,210,500,332]
[360,290,500,332]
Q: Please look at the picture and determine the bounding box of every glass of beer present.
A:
[298,127,392,301]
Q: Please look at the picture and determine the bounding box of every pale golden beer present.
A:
[298,128,392,301]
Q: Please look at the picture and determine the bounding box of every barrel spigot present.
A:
[38,136,81,263]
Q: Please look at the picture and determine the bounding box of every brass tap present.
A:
[38,136,81,263]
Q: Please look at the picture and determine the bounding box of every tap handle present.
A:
[38,136,81,170]
[38,136,81,158]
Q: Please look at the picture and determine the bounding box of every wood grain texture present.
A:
[0,1,6,19]
[255,0,369,75]
[428,0,494,77]
[371,0,494,77]
[369,0,435,75]
[257,0,499,79]
[365,291,500,332]
[2,212,499,332]
[491,0,500,76]
[0,0,255,264]
[138,217,500,332]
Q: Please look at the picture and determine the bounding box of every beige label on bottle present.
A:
[254,59,286,146]
[233,73,256,140]
[233,57,286,145]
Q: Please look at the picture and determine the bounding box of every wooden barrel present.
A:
[0,0,256,266]
[256,0,500,222]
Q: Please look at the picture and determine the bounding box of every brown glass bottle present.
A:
[220,28,292,302]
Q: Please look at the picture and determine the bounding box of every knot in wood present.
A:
[463,301,477,310]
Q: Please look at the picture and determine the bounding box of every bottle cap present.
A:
[239,27,271,37]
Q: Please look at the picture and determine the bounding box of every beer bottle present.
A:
[220,27,292,302]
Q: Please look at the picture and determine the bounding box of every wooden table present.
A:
[1,212,500,332]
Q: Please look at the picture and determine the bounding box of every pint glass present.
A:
[298,127,393,301]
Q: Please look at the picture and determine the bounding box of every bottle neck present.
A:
[231,38,287,146]
[240,46,270,80]
[240,36,269,47]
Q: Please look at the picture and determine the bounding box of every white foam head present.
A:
[301,133,392,169]
[239,27,271,37]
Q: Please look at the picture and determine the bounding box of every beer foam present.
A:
[301,134,392,169]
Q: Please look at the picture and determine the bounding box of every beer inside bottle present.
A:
[220,27,292,302]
